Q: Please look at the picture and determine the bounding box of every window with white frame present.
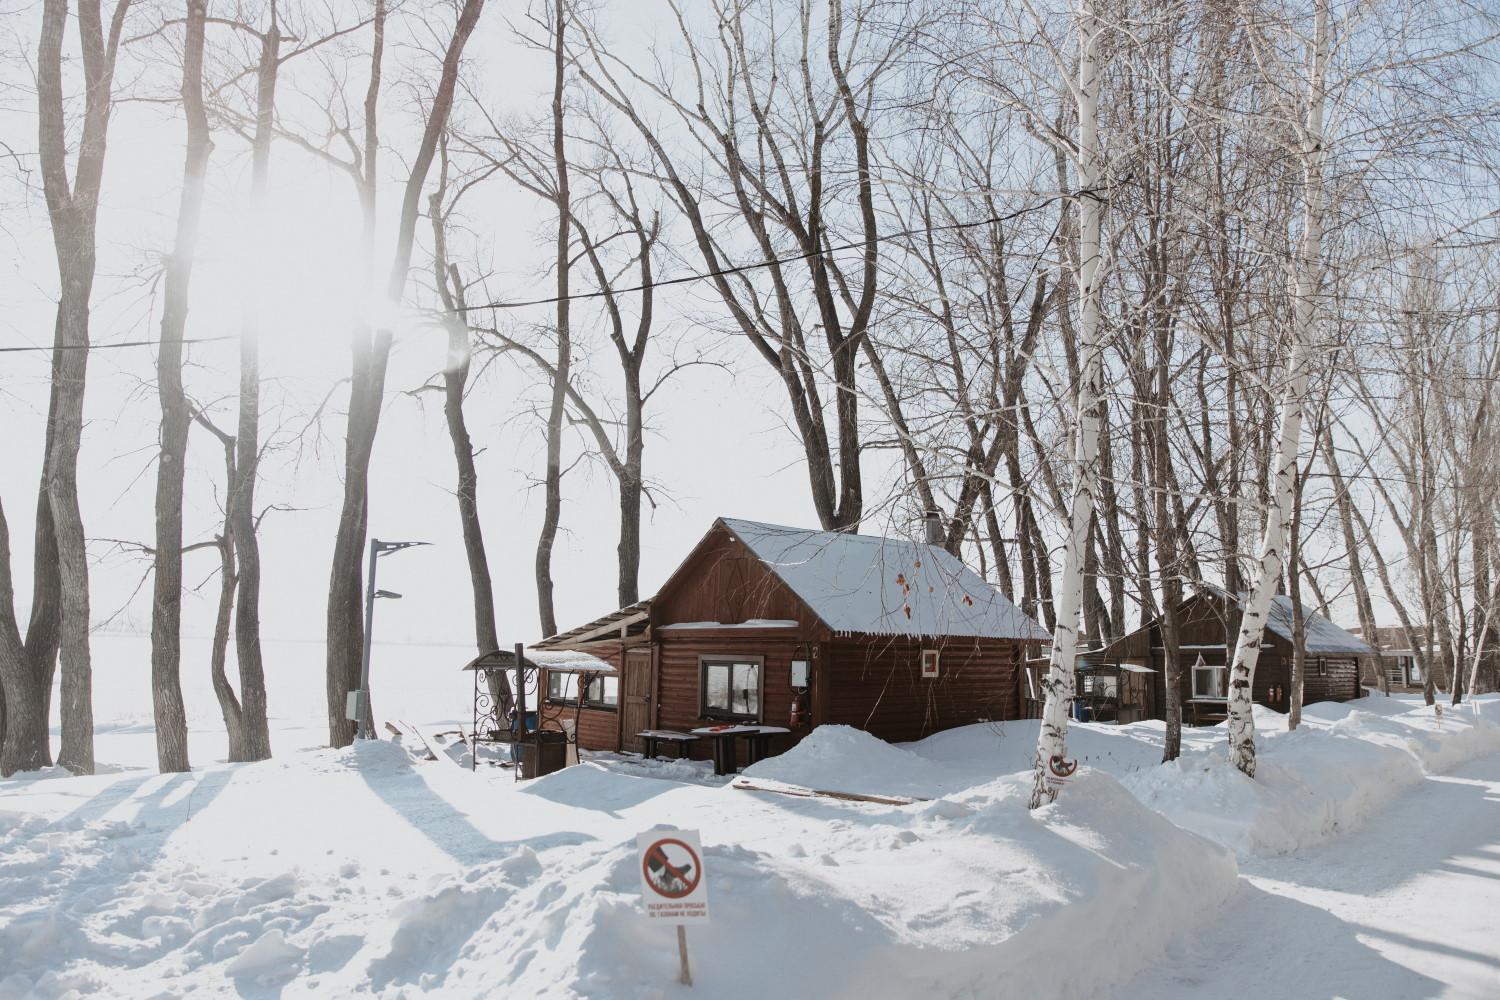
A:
[1191,656,1227,699]
[921,649,940,678]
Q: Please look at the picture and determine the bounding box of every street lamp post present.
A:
[353,537,429,739]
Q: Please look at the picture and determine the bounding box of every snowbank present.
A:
[0,725,1237,999]
[6,647,1494,999]
[1121,697,1500,856]
[386,764,1236,999]
[885,696,1500,858]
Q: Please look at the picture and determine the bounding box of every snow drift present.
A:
[1120,698,1500,856]
[4,689,1495,998]
[2,725,1237,999]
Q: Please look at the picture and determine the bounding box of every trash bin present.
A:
[520,730,568,779]
[1071,700,1090,723]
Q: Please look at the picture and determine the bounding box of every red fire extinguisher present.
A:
[789,690,809,729]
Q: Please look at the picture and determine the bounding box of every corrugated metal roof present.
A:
[719,517,1049,641]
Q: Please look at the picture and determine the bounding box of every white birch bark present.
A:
[1029,0,1105,810]
[1226,0,1329,778]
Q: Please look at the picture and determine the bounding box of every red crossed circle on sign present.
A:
[641,837,702,899]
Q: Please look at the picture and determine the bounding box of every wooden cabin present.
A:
[1087,589,1375,720]
[531,517,1048,758]
[1362,625,1427,693]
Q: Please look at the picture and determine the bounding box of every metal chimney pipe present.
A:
[923,510,944,547]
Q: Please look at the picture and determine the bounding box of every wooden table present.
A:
[692,725,759,775]
[691,725,791,775]
[637,729,699,760]
[741,726,790,766]
[1186,698,1229,726]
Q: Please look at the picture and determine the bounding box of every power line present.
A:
[0,336,236,354]
[454,194,1071,313]
[0,194,1072,350]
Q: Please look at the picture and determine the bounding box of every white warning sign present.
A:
[637,828,711,924]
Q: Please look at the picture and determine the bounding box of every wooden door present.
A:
[621,649,653,754]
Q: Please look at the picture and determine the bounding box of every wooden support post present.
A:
[514,642,527,736]
[676,924,692,986]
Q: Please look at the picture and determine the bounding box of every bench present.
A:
[637,730,699,760]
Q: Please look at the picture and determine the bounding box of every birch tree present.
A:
[1030,0,1107,810]
[1224,0,1329,778]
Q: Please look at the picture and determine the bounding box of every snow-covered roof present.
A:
[659,619,800,630]
[1264,595,1374,656]
[718,518,1048,641]
[461,648,617,674]
[1190,586,1375,656]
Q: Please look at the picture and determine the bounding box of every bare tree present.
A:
[535,0,572,638]
[324,0,487,746]
[149,0,213,773]
[429,139,512,716]
[578,0,906,533]
[32,0,135,775]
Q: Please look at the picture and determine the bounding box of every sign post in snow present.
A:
[637,828,710,987]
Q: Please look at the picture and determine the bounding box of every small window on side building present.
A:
[922,649,940,678]
[583,674,619,709]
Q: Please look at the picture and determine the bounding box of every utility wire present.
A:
[454,194,1071,313]
[0,335,236,354]
[0,194,1071,350]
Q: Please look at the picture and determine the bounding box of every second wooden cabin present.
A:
[532,517,1048,758]
[1076,588,1375,721]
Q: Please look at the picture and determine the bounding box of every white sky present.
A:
[0,6,903,651]
[0,0,1427,667]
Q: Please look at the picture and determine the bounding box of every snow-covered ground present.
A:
[1110,751,1500,1000]
[1,636,1496,998]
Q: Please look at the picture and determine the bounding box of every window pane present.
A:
[706,663,730,711]
[1193,666,1227,698]
[1193,667,1215,698]
[547,672,576,701]
[601,676,619,706]
[733,662,759,716]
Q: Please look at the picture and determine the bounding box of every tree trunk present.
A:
[618,368,644,606]
[430,184,513,718]
[1226,0,1327,778]
[1155,342,1184,762]
[1288,471,1307,730]
[37,0,131,777]
[227,11,282,764]
[535,0,571,639]
[1031,0,1104,810]
[0,413,62,774]
[0,498,54,775]
[325,0,485,745]
[210,529,246,757]
[149,0,211,774]
[1321,426,1382,693]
